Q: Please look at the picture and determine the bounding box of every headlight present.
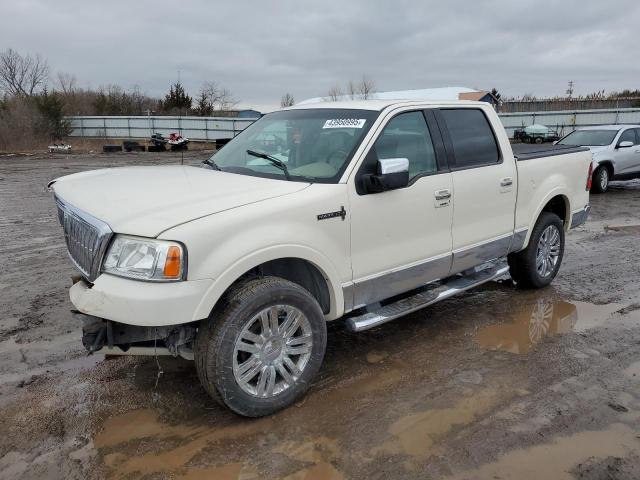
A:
[102,235,186,281]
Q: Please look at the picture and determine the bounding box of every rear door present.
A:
[435,107,517,273]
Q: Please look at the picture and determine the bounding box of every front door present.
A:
[348,110,453,309]
[435,107,517,273]
[614,128,640,176]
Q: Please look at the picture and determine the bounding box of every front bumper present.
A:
[70,273,213,326]
[570,204,591,229]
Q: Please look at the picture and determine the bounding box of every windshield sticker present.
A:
[323,119,366,129]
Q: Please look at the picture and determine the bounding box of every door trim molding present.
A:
[344,252,452,312]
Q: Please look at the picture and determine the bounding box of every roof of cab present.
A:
[281,99,488,112]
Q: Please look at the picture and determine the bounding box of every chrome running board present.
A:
[346,262,510,332]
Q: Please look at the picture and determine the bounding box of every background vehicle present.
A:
[514,124,560,144]
[556,125,640,193]
[49,100,591,417]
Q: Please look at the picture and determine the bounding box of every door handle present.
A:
[434,189,451,200]
[500,177,513,187]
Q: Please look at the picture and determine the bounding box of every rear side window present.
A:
[440,109,500,168]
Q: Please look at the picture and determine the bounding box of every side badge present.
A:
[317,206,346,221]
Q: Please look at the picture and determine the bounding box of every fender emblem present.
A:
[317,206,346,221]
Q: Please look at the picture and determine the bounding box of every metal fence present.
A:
[66,115,259,142]
[498,108,640,138]
[67,108,640,142]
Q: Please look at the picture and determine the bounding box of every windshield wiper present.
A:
[203,158,221,170]
[247,149,291,180]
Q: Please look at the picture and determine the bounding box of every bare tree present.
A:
[199,81,237,113]
[357,75,376,99]
[280,92,295,108]
[0,49,49,96]
[56,72,77,95]
[346,80,357,100]
[326,84,343,101]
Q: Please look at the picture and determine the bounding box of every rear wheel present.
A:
[194,277,327,417]
[591,166,609,194]
[508,212,565,288]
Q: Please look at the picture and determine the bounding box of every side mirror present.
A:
[363,158,409,193]
[617,141,634,149]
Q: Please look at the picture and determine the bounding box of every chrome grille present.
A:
[55,196,113,281]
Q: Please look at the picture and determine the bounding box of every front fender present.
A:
[191,245,345,322]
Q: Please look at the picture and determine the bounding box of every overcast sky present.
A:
[2,0,639,111]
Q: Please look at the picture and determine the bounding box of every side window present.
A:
[374,111,438,179]
[440,109,500,168]
[619,129,636,145]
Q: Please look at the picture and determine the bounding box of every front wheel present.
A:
[508,212,565,288]
[194,277,327,417]
[591,166,609,194]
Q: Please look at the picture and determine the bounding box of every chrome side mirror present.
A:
[363,157,410,193]
[617,140,634,149]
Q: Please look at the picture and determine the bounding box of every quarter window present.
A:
[373,111,438,179]
[440,109,500,168]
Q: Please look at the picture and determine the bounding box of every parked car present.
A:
[514,124,560,144]
[556,125,640,193]
[48,100,592,416]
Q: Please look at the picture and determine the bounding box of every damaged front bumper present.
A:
[75,310,197,359]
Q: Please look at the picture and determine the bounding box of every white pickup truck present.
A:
[49,100,592,416]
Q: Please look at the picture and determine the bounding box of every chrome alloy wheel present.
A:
[536,225,561,277]
[232,305,313,398]
[600,168,609,190]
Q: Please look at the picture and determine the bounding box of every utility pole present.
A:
[566,80,574,99]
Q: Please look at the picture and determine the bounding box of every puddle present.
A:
[370,387,512,459]
[605,224,640,235]
[94,409,343,479]
[446,423,640,480]
[476,294,623,354]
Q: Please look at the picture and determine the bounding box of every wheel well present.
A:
[541,195,569,226]
[229,258,332,315]
[597,161,614,176]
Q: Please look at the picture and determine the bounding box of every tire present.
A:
[534,137,543,144]
[194,276,327,417]
[591,166,609,194]
[508,212,565,289]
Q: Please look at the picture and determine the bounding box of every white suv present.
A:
[557,125,640,193]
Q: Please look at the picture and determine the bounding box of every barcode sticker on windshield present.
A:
[323,119,366,129]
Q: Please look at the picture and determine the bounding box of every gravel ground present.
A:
[0,151,639,479]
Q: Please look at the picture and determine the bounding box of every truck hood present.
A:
[51,165,309,237]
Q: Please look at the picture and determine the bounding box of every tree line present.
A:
[0,48,239,150]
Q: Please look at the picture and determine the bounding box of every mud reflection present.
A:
[476,292,621,354]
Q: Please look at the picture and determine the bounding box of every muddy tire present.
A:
[194,276,327,417]
[508,212,565,289]
[591,166,609,194]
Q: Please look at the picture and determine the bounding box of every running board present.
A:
[346,263,510,332]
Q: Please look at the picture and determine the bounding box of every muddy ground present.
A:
[1,151,640,480]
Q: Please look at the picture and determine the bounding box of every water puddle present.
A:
[445,423,640,480]
[605,224,640,235]
[476,293,623,354]
[94,409,343,479]
[370,387,515,460]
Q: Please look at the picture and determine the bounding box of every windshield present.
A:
[206,108,378,182]
[558,129,619,146]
